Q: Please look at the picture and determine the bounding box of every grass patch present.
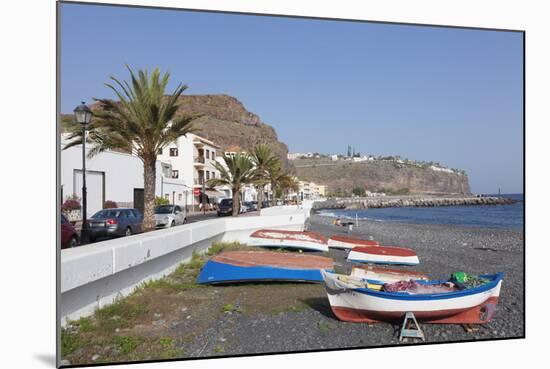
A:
[317,320,333,332]
[94,300,148,330]
[61,328,83,356]
[222,303,242,314]
[157,337,181,359]
[115,336,142,354]
[206,241,246,256]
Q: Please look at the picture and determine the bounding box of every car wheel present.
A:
[125,227,132,236]
[171,220,175,228]
[183,218,187,224]
[69,236,78,248]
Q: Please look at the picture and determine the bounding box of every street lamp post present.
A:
[74,102,93,242]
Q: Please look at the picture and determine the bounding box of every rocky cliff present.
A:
[175,95,293,171]
[294,158,471,195]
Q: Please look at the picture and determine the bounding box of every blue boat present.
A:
[197,251,334,284]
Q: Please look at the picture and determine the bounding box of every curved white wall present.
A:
[60,210,305,325]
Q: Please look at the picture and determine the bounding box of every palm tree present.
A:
[267,163,296,206]
[63,66,198,231]
[250,144,279,210]
[207,153,255,216]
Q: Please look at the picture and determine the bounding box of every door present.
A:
[133,188,144,214]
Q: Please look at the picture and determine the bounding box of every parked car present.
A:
[243,201,257,212]
[87,208,143,242]
[61,214,79,249]
[155,204,187,228]
[217,198,233,216]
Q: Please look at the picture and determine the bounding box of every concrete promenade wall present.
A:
[60,210,305,325]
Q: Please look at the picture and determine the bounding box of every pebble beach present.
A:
[181,214,524,357]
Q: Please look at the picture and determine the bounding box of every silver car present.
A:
[154,205,187,228]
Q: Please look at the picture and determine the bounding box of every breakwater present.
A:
[313,196,516,210]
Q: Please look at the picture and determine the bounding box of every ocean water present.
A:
[319,194,524,231]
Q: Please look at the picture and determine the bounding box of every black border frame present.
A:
[56,1,526,368]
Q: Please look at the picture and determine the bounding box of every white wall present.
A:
[60,209,305,325]
[61,135,190,216]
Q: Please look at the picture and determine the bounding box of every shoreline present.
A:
[313,195,518,211]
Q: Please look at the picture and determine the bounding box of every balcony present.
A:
[194,156,205,166]
[194,177,206,186]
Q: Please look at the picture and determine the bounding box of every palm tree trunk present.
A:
[271,181,276,207]
[257,185,264,210]
[142,160,156,231]
[232,186,240,216]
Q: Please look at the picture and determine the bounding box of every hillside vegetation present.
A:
[294,157,471,195]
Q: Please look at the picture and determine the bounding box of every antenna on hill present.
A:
[498,187,501,195]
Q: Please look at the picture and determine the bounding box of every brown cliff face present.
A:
[294,159,471,195]
[175,95,293,171]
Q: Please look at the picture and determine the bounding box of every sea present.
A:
[318,194,524,231]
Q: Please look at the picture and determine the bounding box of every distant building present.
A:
[331,154,338,161]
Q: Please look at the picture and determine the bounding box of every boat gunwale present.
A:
[325,271,504,301]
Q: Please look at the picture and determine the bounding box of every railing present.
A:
[194,177,205,185]
[194,156,205,164]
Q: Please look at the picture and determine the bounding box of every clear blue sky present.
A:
[60,3,524,194]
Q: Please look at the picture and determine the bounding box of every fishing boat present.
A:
[321,270,503,324]
[197,251,333,284]
[350,265,429,284]
[347,245,420,265]
[327,235,379,249]
[247,229,329,252]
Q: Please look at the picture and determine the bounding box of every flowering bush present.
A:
[104,200,118,209]
[62,195,81,212]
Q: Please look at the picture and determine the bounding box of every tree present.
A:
[63,66,198,231]
[352,187,366,197]
[267,163,296,206]
[207,153,255,216]
[250,144,279,210]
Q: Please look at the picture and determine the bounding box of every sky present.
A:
[60,3,524,194]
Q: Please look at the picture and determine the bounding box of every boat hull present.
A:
[347,245,420,265]
[327,236,379,249]
[197,251,333,284]
[248,229,329,252]
[322,270,503,324]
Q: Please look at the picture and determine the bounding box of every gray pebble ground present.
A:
[182,214,524,357]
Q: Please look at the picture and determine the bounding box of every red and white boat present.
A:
[248,229,329,252]
[350,265,429,284]
[347,245,420,265]
[321,270,504,324]
[327,235,379,249]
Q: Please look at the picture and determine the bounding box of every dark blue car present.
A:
[87,208,143,242]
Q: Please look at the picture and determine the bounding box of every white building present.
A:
[157,133,226,208]
[60,134,188,218]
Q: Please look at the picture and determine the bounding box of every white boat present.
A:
[327,235,379,249]
[347,245,420,265]
[350,265,429,284]
[321,270,503,324]
[247,229,329,252]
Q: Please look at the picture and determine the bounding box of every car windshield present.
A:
[155,205,174,214]
[92,210,121,218]
[220,199,232,206]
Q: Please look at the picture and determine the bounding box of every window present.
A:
[178,194,182,201]
[172,170,179,179]
[158,148,163,155]
[212,151,216,160]
[212,172,216,179]
[126,210,136,219]
[206,171,210,180]
[206,150,210,159]
[169,148,178,157]
[165,194,169,199]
